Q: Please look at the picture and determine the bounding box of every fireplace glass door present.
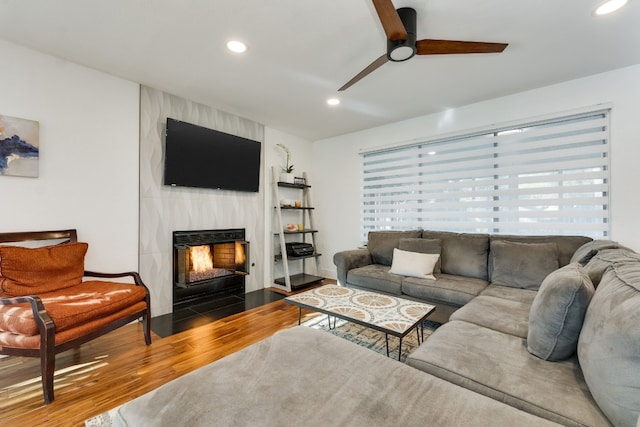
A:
[175,241,249,288]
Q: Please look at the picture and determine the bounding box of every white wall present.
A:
[313,64,640,279]
[0,40,140,272]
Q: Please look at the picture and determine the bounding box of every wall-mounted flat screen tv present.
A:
[164,118,261,192]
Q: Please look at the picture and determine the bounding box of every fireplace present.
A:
[173,229,249,310]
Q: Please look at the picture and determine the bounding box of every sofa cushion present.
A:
[479,284,538,305]
[0,301,147,350]
[398,238,441,273]
[407,320,611,426]
[0,242,88,296]
[389,248,439,280]
[421,230,489,280]
[347,264,403,295]
[527,263,594,361]
[490,235,591,270]
[578,262,640,427]
[401,273,488,307]
[0,281,148,336]
[570,239,632,265]
[114,326,560,427]
[490,240,559,290]
[450,295,531,338]
[366,231,422,266]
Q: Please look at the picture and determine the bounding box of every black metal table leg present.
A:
[298,307,302,325]
[398,337,403,361]
[386,334,389,357]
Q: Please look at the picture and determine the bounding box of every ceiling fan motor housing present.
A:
[387,7,417,62]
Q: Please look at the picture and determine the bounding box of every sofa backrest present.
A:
[578,259,640,427]
[582,247,640,288]
[366,231,592,285]
[488,235,592,279]
[421,231,490,280]
[367,230,422,266]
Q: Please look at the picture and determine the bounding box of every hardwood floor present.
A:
[0,293,322,427]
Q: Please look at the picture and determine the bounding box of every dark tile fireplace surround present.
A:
[150,228,285,338]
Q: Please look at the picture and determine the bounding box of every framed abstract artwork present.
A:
[0,114,40,178]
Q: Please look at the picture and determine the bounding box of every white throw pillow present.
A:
[389,248,440,280]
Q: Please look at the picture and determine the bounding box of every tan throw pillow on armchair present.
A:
[0,242,88,296]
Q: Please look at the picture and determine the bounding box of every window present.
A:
[361,109,610,241]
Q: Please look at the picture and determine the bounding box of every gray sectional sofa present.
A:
[334,230,640,426]
[112,230,639,426]
[333,230,592,323]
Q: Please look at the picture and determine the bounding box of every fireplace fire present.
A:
[173,229,249,310]
[177,241,248,286]
[189,245,218,282]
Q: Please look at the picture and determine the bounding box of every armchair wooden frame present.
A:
[0,229,151,403]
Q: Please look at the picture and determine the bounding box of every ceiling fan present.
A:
[339,0,508,91]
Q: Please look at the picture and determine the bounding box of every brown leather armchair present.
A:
[0,229,151,403]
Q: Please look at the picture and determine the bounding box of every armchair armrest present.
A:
[84,270,147,288]
[333,249,373,286]
[0,295,55,349]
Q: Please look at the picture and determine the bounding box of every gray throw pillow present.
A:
[490,240,559,290]
[527,263,594,361]
[422,230,489,280]
[398,238,441,274]
[367,230,422,266]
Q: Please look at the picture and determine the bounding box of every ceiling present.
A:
[1,0,639,140]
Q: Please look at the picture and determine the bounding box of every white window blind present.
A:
[361,109,610,242]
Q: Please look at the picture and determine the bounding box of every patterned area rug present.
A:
[84,317,440,426]
[85,407,119,427]
[301,314,440,361]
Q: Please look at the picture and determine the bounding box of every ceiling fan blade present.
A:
[372,0,407,41]
[338,54,389,91]
[416,39,508,55]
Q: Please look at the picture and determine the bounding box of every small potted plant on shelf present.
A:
[276,143,295,183]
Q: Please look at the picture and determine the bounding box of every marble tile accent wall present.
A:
[139,86,265,316]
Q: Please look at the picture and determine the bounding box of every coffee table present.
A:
[286,284,435,360]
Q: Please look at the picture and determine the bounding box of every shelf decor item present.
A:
[276,143,295,183]
[285,223,297,232]
[294,176,306,185]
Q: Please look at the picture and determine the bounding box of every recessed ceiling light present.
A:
[226,40,247,53]
[594,0,629,15]
[327,98,340,106]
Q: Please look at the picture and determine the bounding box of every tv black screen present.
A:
[164,118,261,192]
